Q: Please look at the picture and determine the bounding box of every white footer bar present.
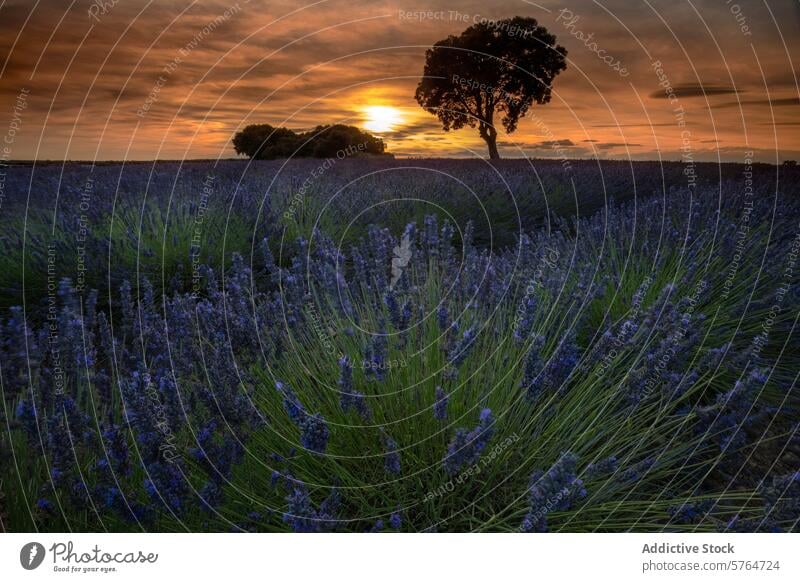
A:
[1,533,797,581]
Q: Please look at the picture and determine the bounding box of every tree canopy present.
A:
[232,124,388,160]
[415,17,567,159]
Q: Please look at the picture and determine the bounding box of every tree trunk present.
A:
[483,133,500,160]
[479,105,500,160]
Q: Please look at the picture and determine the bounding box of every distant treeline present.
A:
[232,123,391,160]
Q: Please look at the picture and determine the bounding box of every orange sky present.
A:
[0,0,798,162]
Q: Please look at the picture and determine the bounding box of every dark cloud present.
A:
[591,123,680,128]
[593,142,641,150]
[536,139,575,147]
[649,83,740,99]
[712,97,800,109]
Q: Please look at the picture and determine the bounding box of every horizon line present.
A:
[2,157,794,166]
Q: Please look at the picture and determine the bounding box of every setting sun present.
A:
[362,105,403,133]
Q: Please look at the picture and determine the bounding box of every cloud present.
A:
[649,83,740,99]
[595,142,641,150]
[712,97,800,109]
[536,139,575,147]
[591,123,678,128]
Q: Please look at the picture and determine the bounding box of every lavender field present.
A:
[0,158,798,532]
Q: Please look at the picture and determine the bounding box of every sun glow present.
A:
[362,105,403,133]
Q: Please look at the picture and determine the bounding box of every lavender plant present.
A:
[0,160,798,533]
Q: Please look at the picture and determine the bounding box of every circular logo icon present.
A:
[20,542,46,570]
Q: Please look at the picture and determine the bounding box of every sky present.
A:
[0,0,798,162]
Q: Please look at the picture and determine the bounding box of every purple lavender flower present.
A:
[284,485,318,532]
[424,215,439,259]
[521,453,586,532]
[276,381,306,423]
[276,380,329,453]
[364,321,388,381]
[300,413,330,454]
[668,499,714,525]
[382,433,401,475]
[696,369,768,458]
[585,455,618,480]
[283,483,340,532]
[15,400,39,443]
[513,294,537,342]
[143,461,188,515]
[316,488,341,530]
[433,386,449,420]
[616,457,655,484]
[389,510,402,529]
[436,304,449,331]
[520,339,543,401]
[399,300,412,331]
[385,290,402,329]
[442,408,495,475]
[522,336,578,400]
[338,356,370,420]
[37,498,55,514]
[448,325,478,368]
[101,424,131,477]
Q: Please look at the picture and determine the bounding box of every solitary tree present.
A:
[415,17,567,159]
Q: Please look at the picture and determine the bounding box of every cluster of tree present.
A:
[232,123,389,160]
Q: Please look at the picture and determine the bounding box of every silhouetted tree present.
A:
[232,124,300,159]
[415,17,567,159]
[232,124,387,160]
[302,124,386,158]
